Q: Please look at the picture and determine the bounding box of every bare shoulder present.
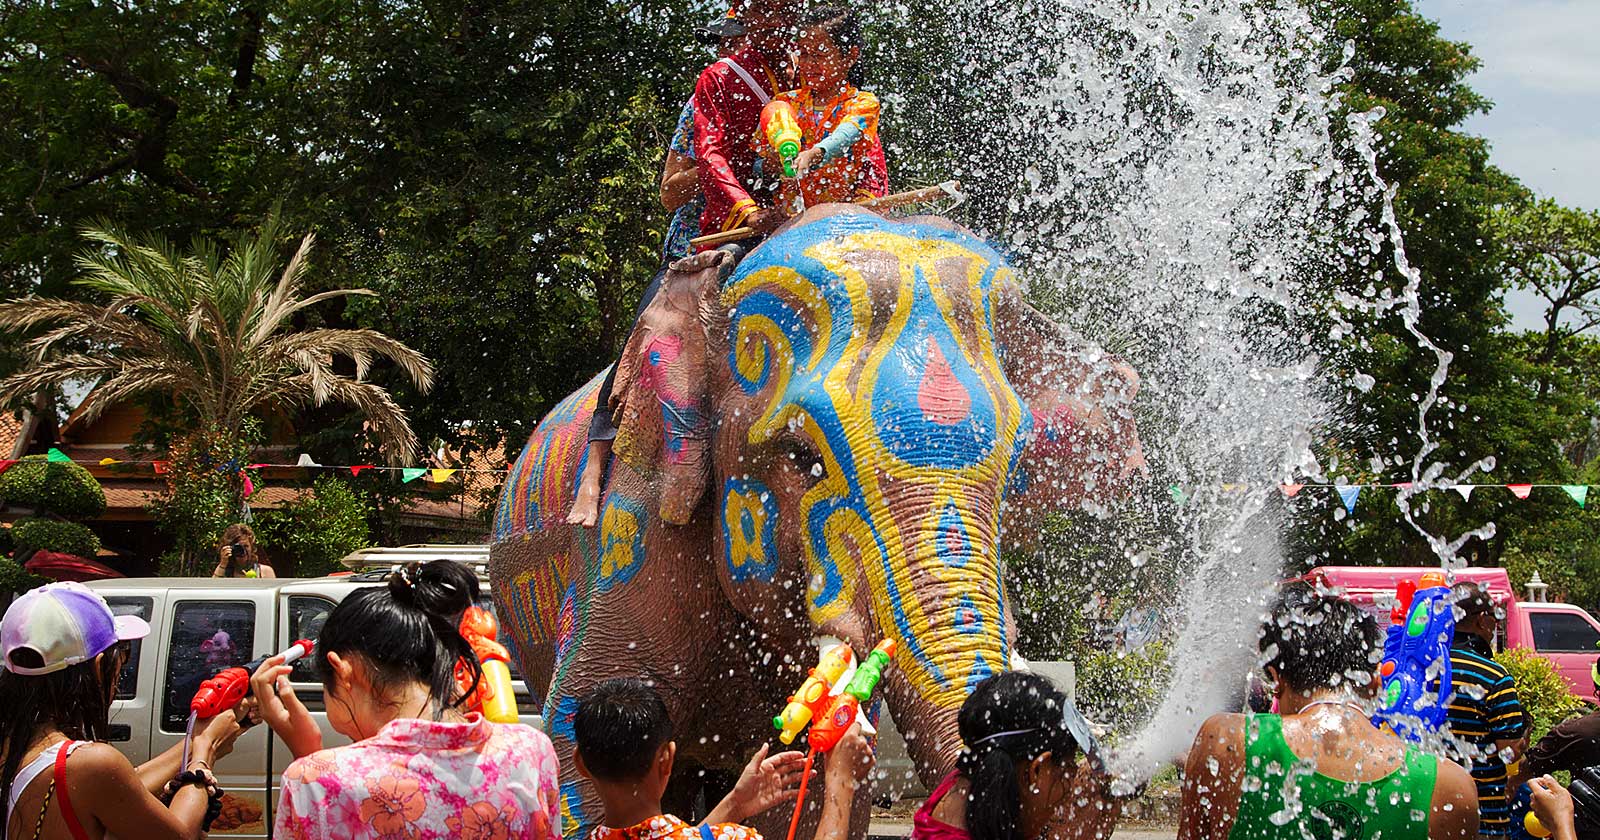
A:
[1193,713,1247,754]
[67,741,135,774]
[1428,757,1479,840]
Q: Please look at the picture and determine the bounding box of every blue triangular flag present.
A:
[1336,485,1360,514]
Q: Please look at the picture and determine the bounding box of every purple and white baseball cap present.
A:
[1,581,149,676]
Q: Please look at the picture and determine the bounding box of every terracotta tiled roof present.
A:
[0,412,24,460]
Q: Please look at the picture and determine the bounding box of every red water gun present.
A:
[191,639,314,718]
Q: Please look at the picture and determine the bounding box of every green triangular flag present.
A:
[46,448,71,463]
[1168,484,1186,504]
[1563,485,1589,509]
[401,467,427,483]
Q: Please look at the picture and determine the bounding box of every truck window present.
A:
[287,596,334,682]
[103,596,152,701]
[161,601,256,732]
[1530,612,1600,653]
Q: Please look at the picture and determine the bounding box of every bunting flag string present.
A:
[1159,479,1600,514]
[21,453,512,480]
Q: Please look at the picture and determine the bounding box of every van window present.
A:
[103,596,152,701]
[1530,612,1600,653]
[161,601,256,731]
[287,596,334,683]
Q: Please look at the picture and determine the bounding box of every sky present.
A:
[1410,0,1600,332]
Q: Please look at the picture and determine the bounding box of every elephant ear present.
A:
[610,250,733,525]
[994,286,1146,532]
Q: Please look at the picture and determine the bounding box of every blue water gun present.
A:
[1373,572,1454,741]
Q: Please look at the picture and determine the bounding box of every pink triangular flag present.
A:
[1452,485,1474,500]
[1507,484,1533,500]
[1391,482,1413,491]
[242,474,256,498]
[1280,483,1305,497]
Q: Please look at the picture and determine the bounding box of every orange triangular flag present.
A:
[1507,484,1533,500]
[1280,483,1304,497]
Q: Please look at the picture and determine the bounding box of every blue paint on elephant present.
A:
[870,267,1002,470]
[596,494,647,593]
[966,651,994,694]
[545,693,580,742]
[954,594,983,635]
[722,476,781,583]
[937,502,972,568]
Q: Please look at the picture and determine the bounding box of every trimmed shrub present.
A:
[256,476,372,577]
[0,557,45,596]
[0,525,13,556]
[0,456,106,518]
[1496,647,1587,744]
[12,517,101,559]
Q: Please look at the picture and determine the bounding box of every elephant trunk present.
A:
[869,481,1009,787]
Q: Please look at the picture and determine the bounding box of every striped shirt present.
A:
[1443,632,1528,835]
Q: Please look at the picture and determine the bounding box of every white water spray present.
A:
[918,0,1478,780]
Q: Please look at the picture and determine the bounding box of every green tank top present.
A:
[1227,714,1437,840]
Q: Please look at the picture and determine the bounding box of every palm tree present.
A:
[0,215,434,464]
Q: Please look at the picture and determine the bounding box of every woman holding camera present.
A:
[210,524,275,579]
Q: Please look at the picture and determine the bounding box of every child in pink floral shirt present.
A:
[259,561,561,840]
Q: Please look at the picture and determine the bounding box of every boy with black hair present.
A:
[575,678,874,840]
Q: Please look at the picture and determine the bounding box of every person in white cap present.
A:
[0,581,247,840]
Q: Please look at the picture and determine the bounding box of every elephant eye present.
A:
[779,435,826,483]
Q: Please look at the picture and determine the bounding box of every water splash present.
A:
[905,0,1472,779]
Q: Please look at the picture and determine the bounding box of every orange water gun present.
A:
[760,100,803,178]
[774,640,898,840]
[774,642,856,743]
[456,606,518,723]
[808,639,895,752]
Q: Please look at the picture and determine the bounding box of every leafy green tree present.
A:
[0,216,432,571]
[0,455,106,518]
[256,475,371,577]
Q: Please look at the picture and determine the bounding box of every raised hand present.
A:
[249,654,322,758]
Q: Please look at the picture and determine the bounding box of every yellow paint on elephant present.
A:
[724,483,777,580]
[725,226,1024,706]
[596,497,646,591]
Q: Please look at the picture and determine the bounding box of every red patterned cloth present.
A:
[693,47,782,238]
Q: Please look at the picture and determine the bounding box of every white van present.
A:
[86,545,541,838]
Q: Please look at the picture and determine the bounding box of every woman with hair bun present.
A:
[912,671,1122,840]
[254,560,561,840]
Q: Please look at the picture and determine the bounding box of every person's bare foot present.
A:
[565,440,611,528]
[566,475,602,528]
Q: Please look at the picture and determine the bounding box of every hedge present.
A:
[0,456,106,518]
[12,517,101,559]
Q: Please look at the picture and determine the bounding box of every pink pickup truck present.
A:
[1300,566,1600,704]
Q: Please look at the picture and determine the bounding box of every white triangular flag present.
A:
[295,453,321,467]
[1452,485,1475,501]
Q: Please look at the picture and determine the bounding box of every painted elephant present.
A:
[489,205,1145,838]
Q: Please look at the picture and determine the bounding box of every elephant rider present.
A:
[567,0,799,529]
